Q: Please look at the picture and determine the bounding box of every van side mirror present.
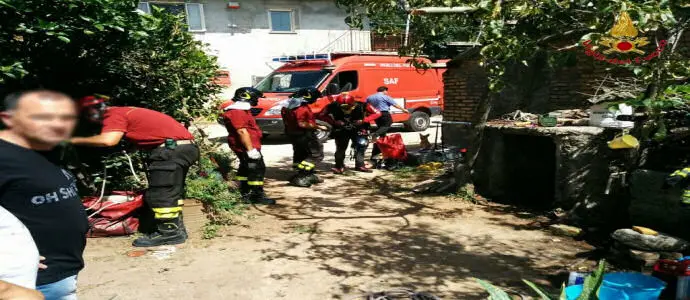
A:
[325,83,340,96]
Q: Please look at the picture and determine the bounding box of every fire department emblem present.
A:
[598,11,649,55]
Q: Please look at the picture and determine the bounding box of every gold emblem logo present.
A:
[598,11,650,55]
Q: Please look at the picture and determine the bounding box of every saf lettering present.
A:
[384,78,399,85]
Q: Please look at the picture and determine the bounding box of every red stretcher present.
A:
[82,191,143,237]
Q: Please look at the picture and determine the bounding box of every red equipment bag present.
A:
[375,133,408,161]
[82,191,144,238]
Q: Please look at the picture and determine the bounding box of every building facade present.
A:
[138,0,374,94]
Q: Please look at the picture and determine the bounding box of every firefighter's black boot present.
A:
[308,173,323,185]
[248,189,276,205]
[179,212,188,239]
[132,217,186,247]
[290,171,312,187]
[239,181,251,204]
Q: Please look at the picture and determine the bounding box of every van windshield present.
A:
[255,70,329,93]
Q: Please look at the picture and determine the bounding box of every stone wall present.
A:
[630,170,690,240]
[473,125,632,228]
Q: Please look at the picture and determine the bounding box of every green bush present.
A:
[186,154,246,227]
[1,0,222,188]
[0,0,247,230]
[0,0,221,121]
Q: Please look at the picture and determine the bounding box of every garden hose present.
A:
[351,289,441,300]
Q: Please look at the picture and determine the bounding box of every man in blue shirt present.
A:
[366,86,408,162]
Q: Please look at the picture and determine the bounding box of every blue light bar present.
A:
[271,53,330,62]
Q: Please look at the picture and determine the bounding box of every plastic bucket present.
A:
[602,272,666,300]
[565,285,583,300]
[565,273,666,300]
[608,134,640,149]
[565,284,628,300]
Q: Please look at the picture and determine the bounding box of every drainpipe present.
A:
[404,13,411,47]
[410,6,477,14]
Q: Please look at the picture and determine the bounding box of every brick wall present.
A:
[442,59,488,122]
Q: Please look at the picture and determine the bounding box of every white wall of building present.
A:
[188,0,371,98]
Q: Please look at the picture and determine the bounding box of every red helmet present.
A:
[79,95,107,110]
[337,94,356,106]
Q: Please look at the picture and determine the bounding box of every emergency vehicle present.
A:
[251,52,447,141]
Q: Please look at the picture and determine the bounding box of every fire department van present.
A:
[251,52,447,141]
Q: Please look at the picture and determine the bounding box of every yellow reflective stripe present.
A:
[247,181,264,186]
[152,207,183,214]
[235,176,248,181]
[155,212,180,219]
[298,161,314,171]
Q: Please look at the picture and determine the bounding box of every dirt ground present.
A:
[78,120,593,299]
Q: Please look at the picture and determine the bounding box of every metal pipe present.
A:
[410,6,477,14]
[404,13,411,47]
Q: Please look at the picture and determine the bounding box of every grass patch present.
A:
[392,166,422,179]
[201,223,221,239]
[186,153,247,239]
[448,183,485,204]
[291,224,320,234]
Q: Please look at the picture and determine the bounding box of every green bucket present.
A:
[539,114,557,127]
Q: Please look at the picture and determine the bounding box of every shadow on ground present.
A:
[249,159,580,299]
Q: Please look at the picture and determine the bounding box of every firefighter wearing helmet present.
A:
[318,93,381,174]
[219,87,275,205]
[70,96,200,247]
[281,87,327,187]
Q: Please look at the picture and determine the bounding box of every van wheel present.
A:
[315,120,331,143]
[406,111,430,132]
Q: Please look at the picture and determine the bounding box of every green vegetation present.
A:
[0,0,245,232]
[477,260,607,299]
[186,152,246,230]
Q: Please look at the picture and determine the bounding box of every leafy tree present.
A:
[337,0,689,91]
[0,0,220,121]
[337,0,690,174]
[0,0,226,199]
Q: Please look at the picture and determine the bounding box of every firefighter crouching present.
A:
[319,94,381,174]
[70,96,200,247]
[281,88,327,187]
[665,166,690,206]
[220,87,275,205]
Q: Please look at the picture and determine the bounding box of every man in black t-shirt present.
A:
[0,90,87,299]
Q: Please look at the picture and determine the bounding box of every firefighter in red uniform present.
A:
[220,87,275,205]
[71,96,200,247]
[281,88,327,187]
[318,94,381,174]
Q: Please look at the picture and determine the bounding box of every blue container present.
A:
[565,285,583,300]
[565,273,666,300]
[602,272,666,300]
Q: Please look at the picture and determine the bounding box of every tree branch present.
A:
[537,28,589,43]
